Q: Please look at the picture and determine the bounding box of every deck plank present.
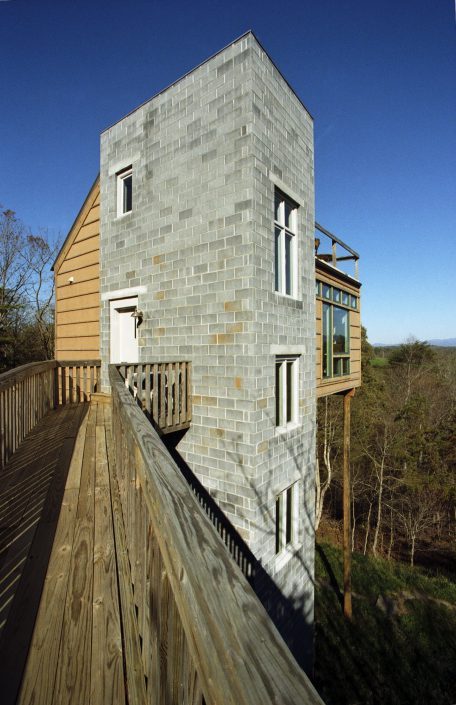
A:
[0,404,88,705]
[52,406,96,705]
[17,407,90,705]
[91,418,125,705]
[91,483,125,705]
[106,424,148,705]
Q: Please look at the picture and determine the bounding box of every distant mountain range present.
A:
[373,338,456,348]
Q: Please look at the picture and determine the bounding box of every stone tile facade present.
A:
[99,32,316,636]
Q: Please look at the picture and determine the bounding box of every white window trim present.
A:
[274,190,298,299]
[275,355,299,432]
[275,482,300,569]
[101,285,146,302]
[116,166,133,217]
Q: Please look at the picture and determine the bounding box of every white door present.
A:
[110,297,139,363]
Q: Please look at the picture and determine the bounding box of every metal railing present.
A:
[315,222,359,280]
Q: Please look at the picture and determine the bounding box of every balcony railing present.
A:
[117,361,192,433]
[315,222,359,280]
[0,359,100,470]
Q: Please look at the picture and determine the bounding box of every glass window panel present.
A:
[342,358,350,375]
[322,284,331,300]
[286,487,293,544]
[275,361,281,426]
[285,233,292,295]
[275,496,282,553]
[286,359,293,422]
[351,295,357,309]
[333,288,341,303]
[274,192,282,223]
[316,281,321,296]
[284,200,293,229]
[322,303,331,378]
[333,307,349,354]
[123,174,132,212]
[342,291,349,305]
[274,227,281,292]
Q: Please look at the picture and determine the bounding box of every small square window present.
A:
[275,355,299,428]
[275,483,297,554]
[117,167,132,216]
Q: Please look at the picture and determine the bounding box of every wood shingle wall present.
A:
[54,179,100,360]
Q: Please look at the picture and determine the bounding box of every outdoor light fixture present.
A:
[131,308,144,325]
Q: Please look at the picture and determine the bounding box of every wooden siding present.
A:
[316,263,362,397]
[54,180,100,361]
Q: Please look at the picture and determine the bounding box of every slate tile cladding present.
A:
[100,33,315,608]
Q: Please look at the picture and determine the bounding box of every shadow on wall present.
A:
[163,429,315,676]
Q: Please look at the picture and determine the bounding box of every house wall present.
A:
[99,33,315,647]
[54,182,100,360]
[315,264,361,396]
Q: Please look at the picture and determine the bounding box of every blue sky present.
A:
[1,0,455,344]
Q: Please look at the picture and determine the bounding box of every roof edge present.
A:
[52,174,100,271]
[101,30,313,135]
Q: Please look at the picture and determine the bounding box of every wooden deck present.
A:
[0,401,126,705]
[0,366,325,705]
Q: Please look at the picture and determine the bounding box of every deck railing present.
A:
[315,222,359,280]
[109,364,323,705]
[0,359,100,470]
[117,361,191,433]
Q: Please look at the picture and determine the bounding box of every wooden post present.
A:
[343,388,355,619]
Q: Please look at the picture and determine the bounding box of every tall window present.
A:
[275,355,299,427]
[117,167,133,216]
[275,483,297,554]
[322,303,350,378]
[317,280,356,379]
[274,189,297,296]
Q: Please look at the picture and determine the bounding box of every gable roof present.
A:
[52,175,100,272]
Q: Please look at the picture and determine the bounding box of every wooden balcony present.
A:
[0,361,323,705]
[315,223,362,397]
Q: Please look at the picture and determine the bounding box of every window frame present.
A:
[275,355,299,429]
[274,189,298,298]
[275,482,298,556]
[322,302,350,379]
[116,166,133,217]
[317,278,358,380]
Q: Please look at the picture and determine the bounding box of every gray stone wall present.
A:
[99,33,315,623]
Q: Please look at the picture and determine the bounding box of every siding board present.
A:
[54,181,100,361]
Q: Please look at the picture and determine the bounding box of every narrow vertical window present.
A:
[117,167,133,216]
[275,355,299,428]
[274,189,297,297]
[275,483,297,554]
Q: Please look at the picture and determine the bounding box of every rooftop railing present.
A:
[315,222,360,280]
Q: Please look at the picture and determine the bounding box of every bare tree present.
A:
[0,209,59,368]
[315,396,342,530]
[395,487,438,566]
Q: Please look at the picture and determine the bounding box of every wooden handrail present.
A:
[0,359,101,470]
[109,364,323,705]
[0,361,56,469]
[117,361,192,433]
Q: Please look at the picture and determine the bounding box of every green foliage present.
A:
[370,357,389,367]
[314,542,456,705]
